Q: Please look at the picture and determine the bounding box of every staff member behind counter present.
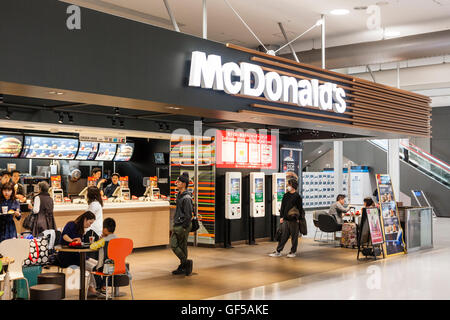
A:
[102,173,121,198]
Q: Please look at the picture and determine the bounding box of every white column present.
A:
[333,141,343,197]
[388,139,400,198]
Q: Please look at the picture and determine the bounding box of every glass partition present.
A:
[406,207,433,252]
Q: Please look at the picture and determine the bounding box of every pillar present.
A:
[388,139,400,198]
[333,141,343,197]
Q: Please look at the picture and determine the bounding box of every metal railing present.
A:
[369,140,450,187]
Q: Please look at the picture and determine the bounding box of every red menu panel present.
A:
[216,130,277,169]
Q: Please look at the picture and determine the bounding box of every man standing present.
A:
[103,173,120,198]
[171,172,193,276]
[11,170,26,203]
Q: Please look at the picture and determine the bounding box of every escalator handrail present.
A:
[400,142,450,173]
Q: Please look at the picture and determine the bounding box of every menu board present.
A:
[119,176,129,189]
[95,143,117,161]
[216,130,277,169]
[0,135,23,158]
[87,176,98,187]
[76,142,99,160]
[21,136,78,159]
[113,143,134,162]
[366,208,384,245]
[50,175,62,189]
[376,174,406,256]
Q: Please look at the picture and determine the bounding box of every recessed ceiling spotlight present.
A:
[111,117,117,127]
[330,9,349,15]
[318,150,322,154]
[5,108,11,120]
[67,113,74,124]
[166,106,182,110]
[49,91,64,95]
[119,118,124,128]
[114,107,120,116]
[58,112,64,124]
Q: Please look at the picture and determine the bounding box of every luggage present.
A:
[340,222,357,248]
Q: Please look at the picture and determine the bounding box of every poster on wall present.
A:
[280,148,301,180]
[215,130,277,169]
[366,208,384,245]
[376,174,406,256]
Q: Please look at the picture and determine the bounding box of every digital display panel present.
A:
[216,130,277,169]
[154,152,165,164]
[76,142,99,160]
[21,136,78,160]
[113,143,134,162]
[0,135,23,158]
[95,143,117,161]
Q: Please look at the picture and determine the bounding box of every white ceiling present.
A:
[63,0,450,51]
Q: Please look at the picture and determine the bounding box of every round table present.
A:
[54,245,97,300]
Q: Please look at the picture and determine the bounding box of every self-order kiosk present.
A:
[225,172,242,219]
[250,172,265,218]
[272,173,286,216]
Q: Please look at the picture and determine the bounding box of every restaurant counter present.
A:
[17,201,171,248]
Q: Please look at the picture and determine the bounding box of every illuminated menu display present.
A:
[95,143,117,161]
[113,143,134,162]
[21,136,78,160]
[76,142,99,160]
[215,130,277,169]
[0,135,23,158]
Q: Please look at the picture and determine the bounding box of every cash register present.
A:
[111,176,130,202]
[142,176,160,201]
[48,175,64,203]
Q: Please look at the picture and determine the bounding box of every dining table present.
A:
[54,245,97,300]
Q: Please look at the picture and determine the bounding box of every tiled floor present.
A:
[210,217,450,300]
[61,217,450,300]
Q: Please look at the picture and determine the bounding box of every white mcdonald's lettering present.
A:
[188,51,346,113]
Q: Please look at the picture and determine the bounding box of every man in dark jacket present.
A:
[170,172,193,276]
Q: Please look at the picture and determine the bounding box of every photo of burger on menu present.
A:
[0,135,23,157]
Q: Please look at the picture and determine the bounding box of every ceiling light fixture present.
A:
[111,117,117,127]
[353,6,368,10]
[58,112,64,124]
[68,113,74,124]
[114,107,120,116]
[330,9,349,15]
[119,118,124,128]
[5,108,11,120]
[318,150,322,154]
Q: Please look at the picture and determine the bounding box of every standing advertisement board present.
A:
[376,174,406,256]
[366,208,384,245]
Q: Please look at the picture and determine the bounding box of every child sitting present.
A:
[86,217,117,297]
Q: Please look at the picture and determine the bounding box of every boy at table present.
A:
[86,217,118,297]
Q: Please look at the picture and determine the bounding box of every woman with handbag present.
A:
[0,182,21,242]
[269,178,304,258]
[30,181,56,237]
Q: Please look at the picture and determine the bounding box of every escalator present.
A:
[344,140,449,217]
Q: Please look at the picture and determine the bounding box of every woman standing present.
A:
[0,182,21,242]
[56,211,96,268]
[31,181,56,236]
[86,186,103,238]
[269,179,304,258]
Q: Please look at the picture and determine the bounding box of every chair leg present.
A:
[24,278,30,300]
[129,281,134,300]
[105,277,109,300]
[314,228,318,241]
[112,276,114,300]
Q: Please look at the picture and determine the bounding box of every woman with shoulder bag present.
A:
[269,178,304,258]
[30,181,56,237]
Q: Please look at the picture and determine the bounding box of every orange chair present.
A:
[92,238,134,300]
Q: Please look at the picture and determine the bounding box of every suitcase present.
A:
[340,222,357,248]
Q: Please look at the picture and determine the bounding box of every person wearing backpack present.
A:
[170,172,193,276]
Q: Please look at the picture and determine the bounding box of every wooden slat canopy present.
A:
[226,43,432,137]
